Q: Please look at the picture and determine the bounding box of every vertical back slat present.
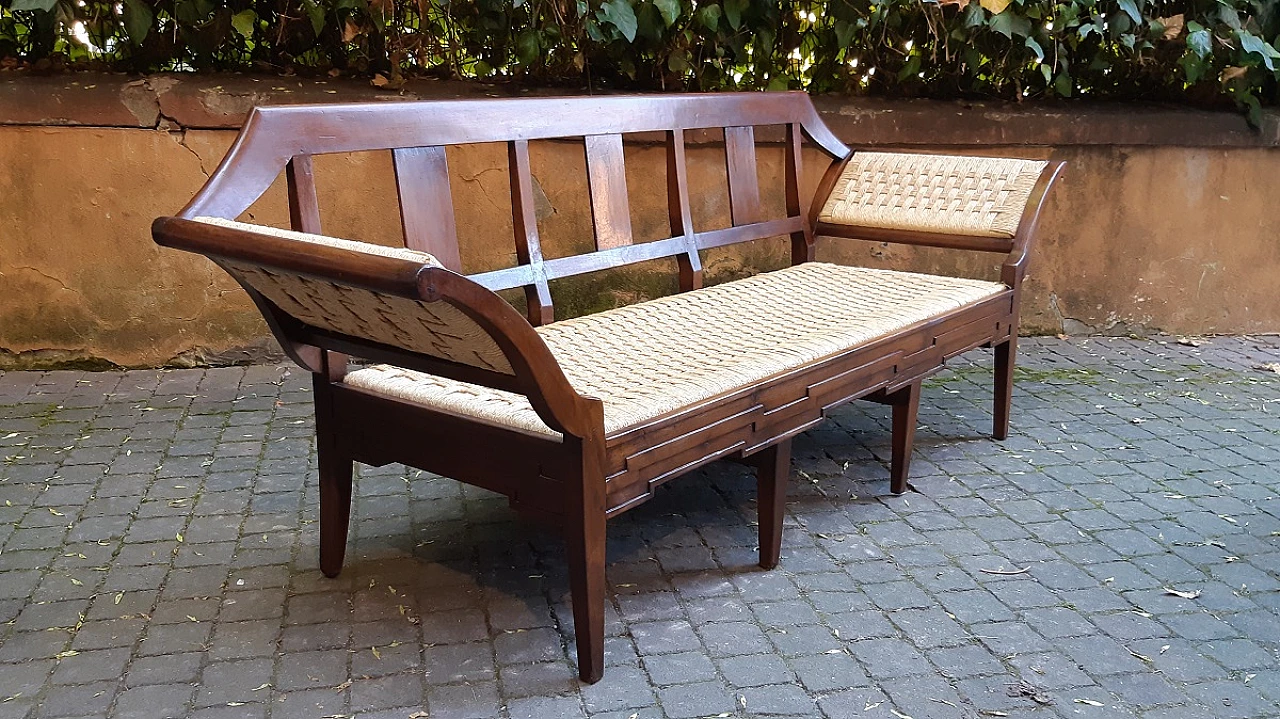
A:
[785,124,814,264]
[393,146,463,272]
[509,140,555,326]
[286,155,347,378]
[724,126,763,226]
[286,155,322,234]
[584,134,633,251]
[665,130,703,291]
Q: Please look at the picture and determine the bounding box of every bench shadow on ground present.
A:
[325,398,987,689]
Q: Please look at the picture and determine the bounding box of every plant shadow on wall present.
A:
[1,0,1277,120]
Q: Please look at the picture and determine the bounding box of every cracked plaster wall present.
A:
[0,124,820,368]
[2,76,1279,368]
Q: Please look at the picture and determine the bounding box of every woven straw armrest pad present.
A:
[818,152,1048,238]
[344,263,1007,439]
[191,218,514,374]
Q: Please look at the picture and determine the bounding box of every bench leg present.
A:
[888,382,921,495]
[993,336,1017,441]
[314,377,353,578]
[756,439,793,571]
[566,440,607,684]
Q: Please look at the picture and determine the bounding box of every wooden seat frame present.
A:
[152,92,1064,683]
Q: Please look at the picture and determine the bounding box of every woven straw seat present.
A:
[344,263,1006,439]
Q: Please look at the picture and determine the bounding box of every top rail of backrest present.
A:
[178,92,850,220]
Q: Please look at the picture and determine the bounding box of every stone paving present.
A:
[1,336,1279,719]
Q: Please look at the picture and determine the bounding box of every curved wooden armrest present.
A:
[152,216,603,439]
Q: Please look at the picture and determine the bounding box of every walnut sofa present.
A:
[152,92,1064,682]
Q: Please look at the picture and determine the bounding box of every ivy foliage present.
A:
[1,0,1277,119]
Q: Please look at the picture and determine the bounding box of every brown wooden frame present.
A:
[152,92,1063,683]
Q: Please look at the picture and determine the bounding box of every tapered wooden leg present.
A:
[314,375,353,578]
[565,438,607,684]
[889,382,921,495]
[756,439,793,570]
[318,443,353,578]
[994,336,1017,441]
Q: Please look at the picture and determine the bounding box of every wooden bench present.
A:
[152,92,1063,683]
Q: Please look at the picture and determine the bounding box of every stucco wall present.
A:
[2,75,1278,368]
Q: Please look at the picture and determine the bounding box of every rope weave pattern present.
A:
[818,152,1047,238]
[344,263,1007,438]
[191,218,513,374]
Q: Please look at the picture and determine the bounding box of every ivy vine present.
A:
[2,0,1277,121]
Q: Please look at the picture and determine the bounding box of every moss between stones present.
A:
[1013,366,1103,384]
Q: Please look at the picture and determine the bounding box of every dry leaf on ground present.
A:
[1159,14,1184,39]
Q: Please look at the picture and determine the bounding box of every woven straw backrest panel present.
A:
[818,152,1047,238]
[189,218,512,374]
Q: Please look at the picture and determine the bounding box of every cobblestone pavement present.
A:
[1,336,1279,719]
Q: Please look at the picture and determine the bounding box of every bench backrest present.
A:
[178,92,850,325]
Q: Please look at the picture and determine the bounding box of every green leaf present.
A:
[122,0,153,44]
[231,10,257,39]
[1237,31,1280,71]
[1186,28,1211,58]
[1024,35,1044,61]
[834,19,854,47]
[635,2,662,39]
[1216,5,1241,30]
[1239,91,1262,127]
[724,0,748,31]
[1054,71,1072,96]
[1109,13,1132,36]
[654,0,681,27]
[600,0,638,41]
[1040,62,1052,83]
[10,0,57,11]
[989,10,1031,39]
[962,3,985,28]
[304,1,326,34]
[516,28,540,63]
[696,4,721,31]
[1057,4,1079,28]
[1117,0,1142,24]
[1180,52,1206,84]
[896,54,921,80]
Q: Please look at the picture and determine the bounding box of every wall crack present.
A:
[170,130,211,178]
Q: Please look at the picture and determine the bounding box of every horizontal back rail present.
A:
[180,92,848,220]
[468,219,807,294]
